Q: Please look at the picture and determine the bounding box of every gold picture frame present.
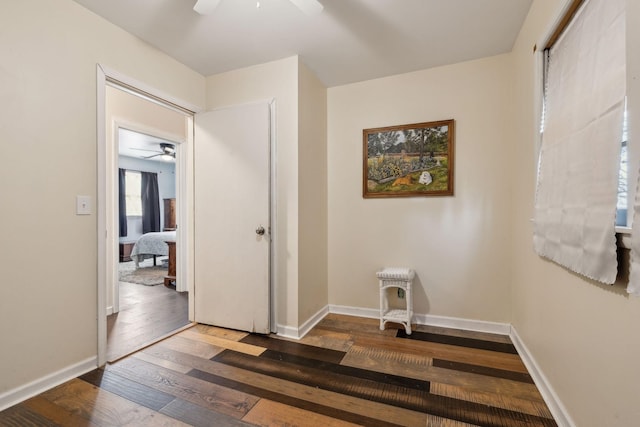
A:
[363,119,455,198]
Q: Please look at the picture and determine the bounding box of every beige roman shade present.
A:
[533,0,626,284]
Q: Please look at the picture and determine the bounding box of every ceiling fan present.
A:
[193,0,323,16]
[141,142,176,161]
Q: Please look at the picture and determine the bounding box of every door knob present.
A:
[255,226,265,236]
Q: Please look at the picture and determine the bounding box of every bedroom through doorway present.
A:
[106,84,191,362]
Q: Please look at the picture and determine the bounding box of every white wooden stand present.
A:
[377,268,415,335]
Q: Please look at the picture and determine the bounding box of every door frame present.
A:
[96,64,199,366]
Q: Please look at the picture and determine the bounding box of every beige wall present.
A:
[0,0,204,396]
[327,55,514,322]
[511,1,640,425]
[298,60,328,322]
[107,86,187,146]
[205,57,301,328]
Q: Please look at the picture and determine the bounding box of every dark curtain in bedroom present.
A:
[141,171,161,234]
[118,168,128,237]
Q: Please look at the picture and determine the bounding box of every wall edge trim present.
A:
[0,356,97,412]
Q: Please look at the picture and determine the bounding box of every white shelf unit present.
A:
[377,268,415,335]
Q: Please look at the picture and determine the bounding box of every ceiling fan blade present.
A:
[193,0,222,15]
[130,147,162,153]
[144,153,175,160]
[289,0,323,16]
[194,0,322,16]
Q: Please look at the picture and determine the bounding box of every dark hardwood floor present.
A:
[0,314,557,426]
[107,264,190,362]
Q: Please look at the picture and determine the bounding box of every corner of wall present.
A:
[297,60,329,325]
[510,326,576,427]
[0,357,97,412]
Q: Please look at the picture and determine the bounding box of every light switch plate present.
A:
[76,195,92,215]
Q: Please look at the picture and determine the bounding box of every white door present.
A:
[194,102,271,333]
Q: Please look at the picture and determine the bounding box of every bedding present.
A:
[130,231,176,267]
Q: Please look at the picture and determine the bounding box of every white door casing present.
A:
[194,101,271,333]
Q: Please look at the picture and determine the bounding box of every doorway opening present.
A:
[97,66,277,366]
[109,125,188,361]
[98,70,196,364]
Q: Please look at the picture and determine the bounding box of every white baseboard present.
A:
[327,304,511,335]
[0,356,97,412]
[276,305,329,340]
[276,323,300,339]
[328,304,378,320]
[414,313,511,335]
[298,305,329,338]
[106,306,114,316]
[510,327,575,427]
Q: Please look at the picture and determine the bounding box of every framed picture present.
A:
[363,119,454,198]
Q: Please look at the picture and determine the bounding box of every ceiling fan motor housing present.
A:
[160,142,175,154]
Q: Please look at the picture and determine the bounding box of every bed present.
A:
[130,231,176,267]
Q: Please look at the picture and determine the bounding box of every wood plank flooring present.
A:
[0,314,557,426]
[107,272,189,362]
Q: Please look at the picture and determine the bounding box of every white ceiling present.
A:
[73,0,532,87]
[119,128,176,163]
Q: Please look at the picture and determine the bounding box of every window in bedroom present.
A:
[125,170,142,216]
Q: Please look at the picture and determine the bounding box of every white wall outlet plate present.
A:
[76,195,92,215]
